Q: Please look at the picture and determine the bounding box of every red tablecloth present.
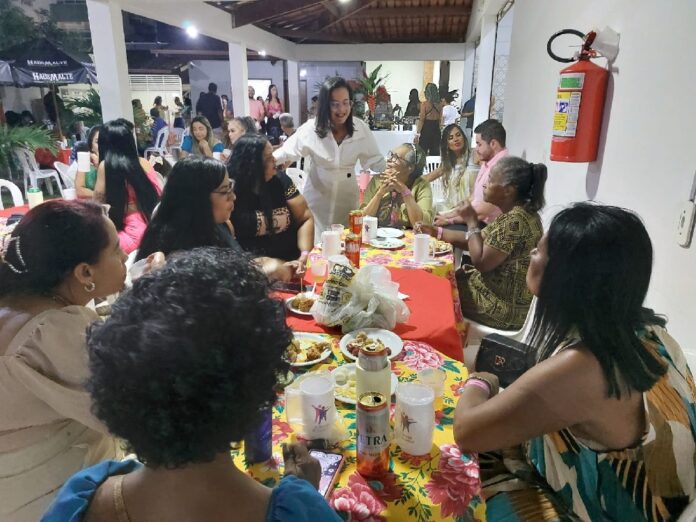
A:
[0,205,29,218]
[282,267,462,361]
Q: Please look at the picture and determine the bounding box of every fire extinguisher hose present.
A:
[547,29,587,63]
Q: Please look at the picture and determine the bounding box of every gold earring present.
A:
[84,282,96,293]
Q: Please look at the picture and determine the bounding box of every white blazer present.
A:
[274,118,386,238]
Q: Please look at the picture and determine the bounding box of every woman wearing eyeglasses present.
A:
[273,76,386,240]
[361,143,433,228]
[136,156,300,282]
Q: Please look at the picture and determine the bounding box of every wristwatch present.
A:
[466,227,481,240]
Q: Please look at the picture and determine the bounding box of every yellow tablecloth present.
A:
[310,230,468,344]
[231,334,486,521]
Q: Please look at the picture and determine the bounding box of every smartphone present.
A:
[309,449,344,498]
[5,214,23,226]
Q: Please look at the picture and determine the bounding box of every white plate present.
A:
[288,333,333,367]
[331,363,399,404]
[377,227,405,239]
[367,237,405,250]
[339,328,404,361]
[285,292,318,316]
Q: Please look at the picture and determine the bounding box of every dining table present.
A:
[306,230,467,360]
[230,335,486,522]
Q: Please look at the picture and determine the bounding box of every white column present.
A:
[86,0,132,122]
[473,14,497,129]
[228,42,249,118]
[286,60,300,126]
[461,42,476,105]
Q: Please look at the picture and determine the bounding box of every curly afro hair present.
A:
[86,247,292,468]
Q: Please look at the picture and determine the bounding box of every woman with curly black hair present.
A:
[136,156,301,282]
[228,134,314,269]
[44,247,341,521]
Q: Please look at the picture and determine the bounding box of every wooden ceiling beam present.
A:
[232,0,323,27]
[272,27,360,43]
[312,0,380,35]
[349,6,470,19]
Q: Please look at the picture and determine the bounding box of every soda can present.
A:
[244,408,273,463]
[356,392,390,478]
[348,210,364,235]
[345,233,361,268]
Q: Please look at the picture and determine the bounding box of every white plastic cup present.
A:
[331,223,345,235]
[63,188,77,201]
[321,230,341,259]
[212,151,222,161]
[418,368,446,407]
[362,216,378,242]
[77,151,90,172]
[394,382,435,456]
[413,233,434,263]
[286,374,336,439]
[27,187,44,209]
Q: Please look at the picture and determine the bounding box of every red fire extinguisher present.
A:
[547,29,609,163]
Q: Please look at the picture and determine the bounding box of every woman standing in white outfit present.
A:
[273,77,386,238]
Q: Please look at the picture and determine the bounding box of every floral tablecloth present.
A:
[309,231,467,346]
[231,334,485,522]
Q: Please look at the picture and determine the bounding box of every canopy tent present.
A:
[0,38,97,136]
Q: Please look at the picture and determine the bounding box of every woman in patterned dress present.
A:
[454,203,696,521]
[423,156,547,329]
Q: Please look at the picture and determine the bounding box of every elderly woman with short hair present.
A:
[361,143,433,228]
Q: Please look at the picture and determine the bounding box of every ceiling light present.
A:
[185,25,198,38]
[300,69,307,78]
[338,0,351,3]
[259,49,267,56]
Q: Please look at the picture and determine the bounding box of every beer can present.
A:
[357,392,390,477]
[345,232,361,268]
[244,408,273,463]
[358,343,388,371]
[349,210,364,235]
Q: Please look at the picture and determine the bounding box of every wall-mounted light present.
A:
[259,49,267,57]
[183,21,198,38]
[300,69,307,78]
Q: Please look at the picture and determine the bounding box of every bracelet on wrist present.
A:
[463,377,492,396]
[436,226,444,240]
[401,188,412,198]
[300,250,309,257]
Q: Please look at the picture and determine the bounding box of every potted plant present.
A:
[358,65,389,128]
[0,124,57,181]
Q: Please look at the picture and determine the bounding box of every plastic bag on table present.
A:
[311,263,410,333]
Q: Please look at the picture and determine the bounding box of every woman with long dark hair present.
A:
[273,76,385,239]
[0,200,126,520]
[264,84,284,145]
[404,88,420,118]
[94,119,162,254]
[415,83,443,156]
[137,156,300,282]
[454,203,696,521]
[75,124,102,199]
[423,124,473,211]
[422,156,546,329]
[229,134,314,267]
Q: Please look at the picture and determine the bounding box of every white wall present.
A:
[503,0,696,364]
[0,86,44,116]
[449,60,465,103]
[189,59,286,116]
[298,61,362,108]
[366,61,424,113]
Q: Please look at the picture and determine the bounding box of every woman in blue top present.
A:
[42,247,341,522]
[180,115,224,159]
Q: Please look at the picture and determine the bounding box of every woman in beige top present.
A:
[0,199,127,521]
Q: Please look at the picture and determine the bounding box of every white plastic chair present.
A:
[53,161,76,189]
[430,177,446,207]
[13,148,64,198]
[285,167,307,194]
[0,179,24,210]
[425,155,441,175]
[463,298,537,369]
[144,126,170,159]
[677,499,696,521]
[168,127,185,156]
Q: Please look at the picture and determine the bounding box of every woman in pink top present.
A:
[265,84,284,144]
[94,119,162,254]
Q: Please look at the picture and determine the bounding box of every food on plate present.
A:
[287,338,331,363]
[433,239,452,254]
[333,365,358,401]
[291,294,315,312]
[346,331,392,357]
